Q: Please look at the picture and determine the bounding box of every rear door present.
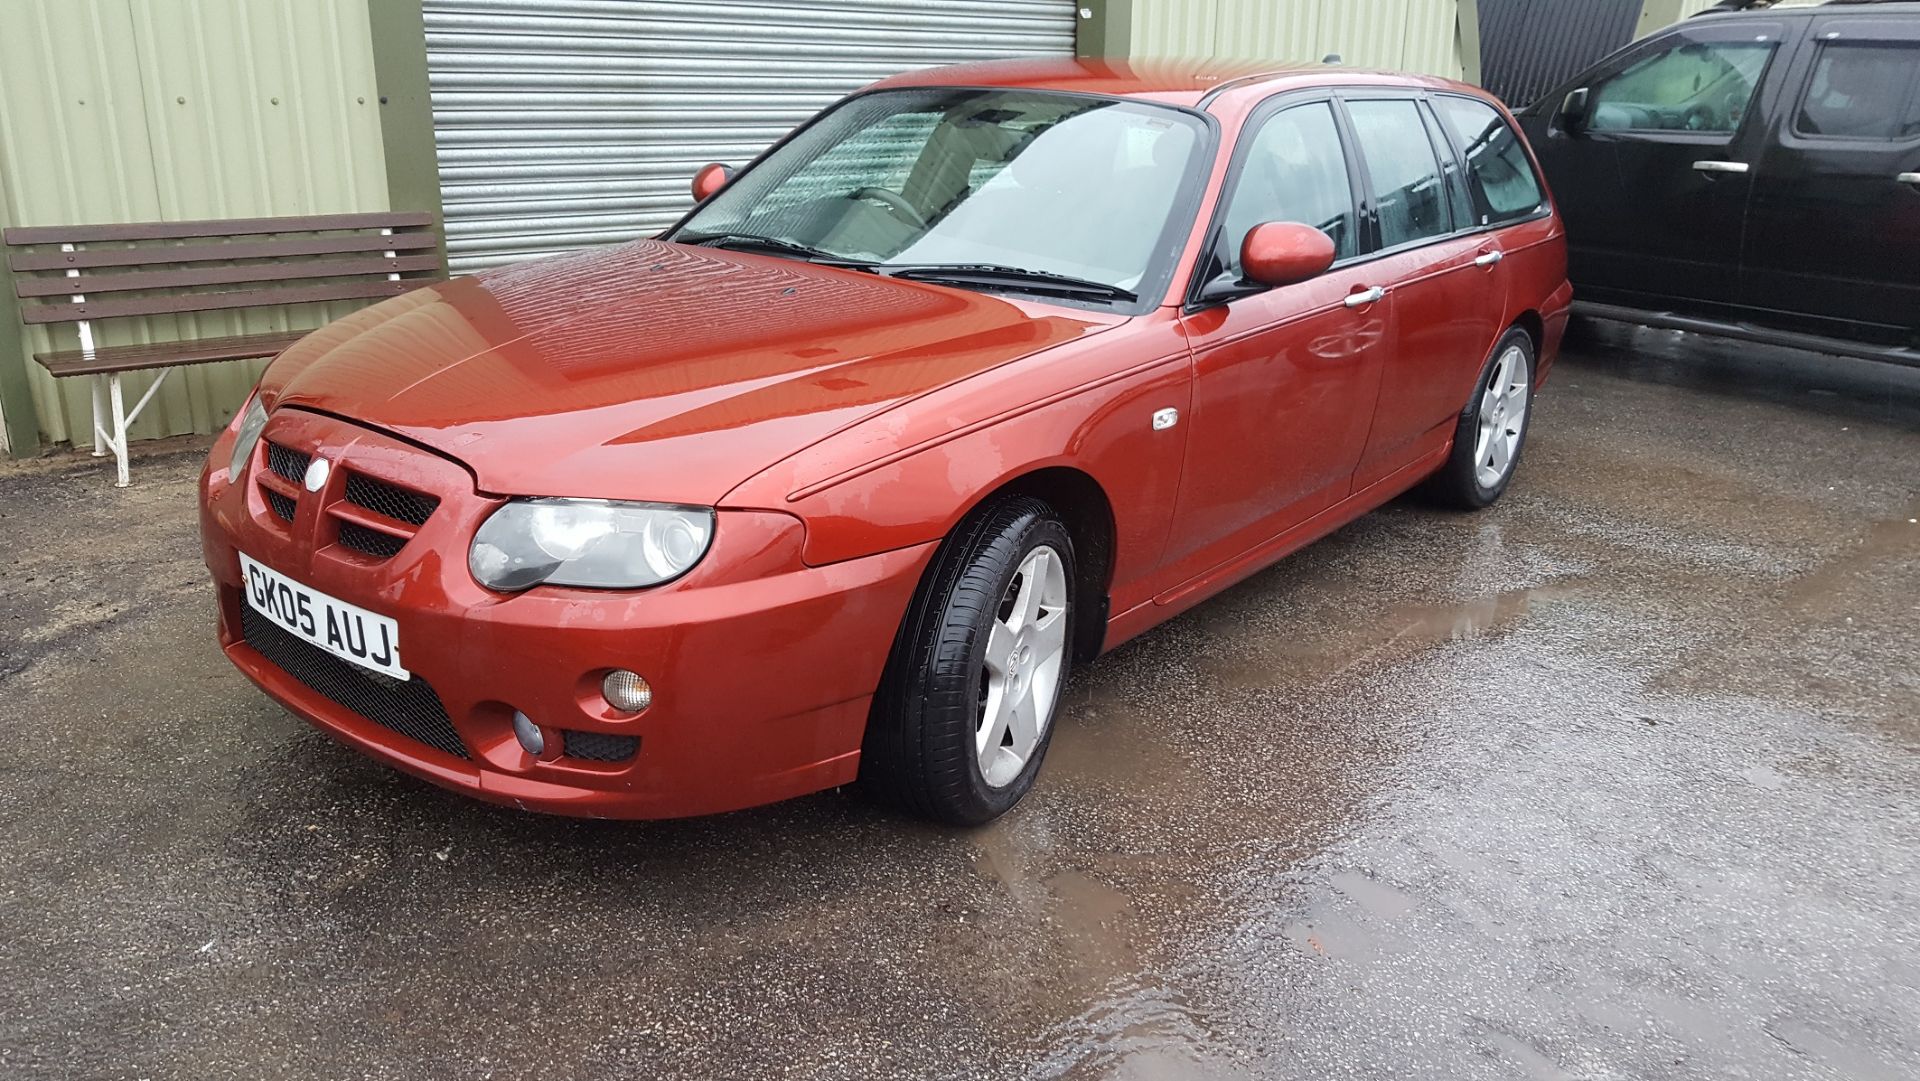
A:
[1528,19,1790,314]
[1339,94,1502,486]
[1741,14,1920,346]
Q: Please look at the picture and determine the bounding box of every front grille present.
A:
[345,473,440,526]
[239,604,469,761]
[563,730,640,762]
[337,521,408,559]
[265,490,298,523]
[266,442,310,485]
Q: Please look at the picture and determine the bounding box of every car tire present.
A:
[859,496,1076,826]
[1422,327,1537,510]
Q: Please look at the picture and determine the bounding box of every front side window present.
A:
[1796,42,1920,140]
[673,88,1209,303]
[1588,39,1774,134]
[1435,96,1547,227]
[1346,99,1453,249]
[1213,101,1358,280]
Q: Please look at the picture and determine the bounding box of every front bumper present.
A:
[200,407,934,819]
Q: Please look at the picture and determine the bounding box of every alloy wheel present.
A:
[1473,342,1532,489]
[976,545,1069,789]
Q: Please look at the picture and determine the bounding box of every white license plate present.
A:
[239,552,410,680]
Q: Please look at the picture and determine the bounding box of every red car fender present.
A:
[723,308,1197,605]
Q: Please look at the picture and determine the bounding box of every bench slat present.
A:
[34,331,310,378]
[8,232,438,271]
[15,254,444,297]
[2,211,433,245]
[21,278,438,324]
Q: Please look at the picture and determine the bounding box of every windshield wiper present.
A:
[678,231,875,269]
[879,263,1137,303]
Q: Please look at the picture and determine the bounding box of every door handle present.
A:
[1693,160,1750,176]
[1899,172,1920,187]
[1344,286,1387,309]
[1474,250,1504,268]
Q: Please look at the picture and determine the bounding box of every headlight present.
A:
[469,498,716,591]
[227,393,269,480]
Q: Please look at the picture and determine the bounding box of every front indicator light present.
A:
[469,498,715,591]
[602,670,652,713]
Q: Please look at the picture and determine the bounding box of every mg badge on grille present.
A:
[303,456,331,493]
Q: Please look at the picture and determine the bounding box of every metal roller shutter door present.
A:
[424,0,1080,274]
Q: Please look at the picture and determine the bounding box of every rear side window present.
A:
[1434,96,1547,227]
[1796,42,1920,140]
[1588,40,1774,133]
[1345,99,1452,249]
[1215,101,1359,277]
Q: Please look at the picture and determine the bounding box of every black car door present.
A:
[1741,14,1920,347]
[1524,18,1792,314]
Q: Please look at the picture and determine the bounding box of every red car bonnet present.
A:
[259,239,1122,505]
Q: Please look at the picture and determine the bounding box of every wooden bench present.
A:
[4,212,443,485]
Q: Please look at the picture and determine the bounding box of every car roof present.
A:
[1692,0,1920,18]
[867,57,1483,109]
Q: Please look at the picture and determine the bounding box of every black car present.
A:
[1519,0,1920,367]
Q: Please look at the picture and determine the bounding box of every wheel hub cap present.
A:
[976,545,1069,789]
[1473,344,1531,490]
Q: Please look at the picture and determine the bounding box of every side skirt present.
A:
[1575,301,1920,371]
[1099,442,1452,653]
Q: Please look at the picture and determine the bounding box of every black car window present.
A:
[1588,40,1774,133]
[1346,99,1453,249]
[1215,101,1358,278]
[1796,42,1920,140]
[1434,96,1547,227]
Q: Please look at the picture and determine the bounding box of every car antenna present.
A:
[1323,53,1342,65]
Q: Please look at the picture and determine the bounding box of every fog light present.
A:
[512,710,545,755]
[602,670,652,712]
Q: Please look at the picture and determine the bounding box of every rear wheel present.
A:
[1422,327,1536,509]
[859,496,1074,825]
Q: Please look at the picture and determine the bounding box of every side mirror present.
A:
[1241,222,1336,288]
[692,162,734,202]
[1556,87,1592,134]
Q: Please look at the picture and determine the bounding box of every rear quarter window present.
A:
[1434,96,1547,228]
[1795,41,1920,140]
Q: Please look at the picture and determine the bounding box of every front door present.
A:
[1531,20,1789,313]
[1164,98,1389,583]
[1742,14,1920,346]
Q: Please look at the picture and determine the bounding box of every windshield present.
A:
[672,88,1211,306]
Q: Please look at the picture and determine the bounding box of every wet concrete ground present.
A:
[2,321,1917,1080]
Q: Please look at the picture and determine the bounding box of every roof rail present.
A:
[1701,0,1916,11]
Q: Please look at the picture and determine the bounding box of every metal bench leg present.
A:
[90,375,109,458]
[108,373,130,488]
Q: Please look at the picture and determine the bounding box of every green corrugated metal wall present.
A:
[0,0,388,450]
[1129,0,1472,80]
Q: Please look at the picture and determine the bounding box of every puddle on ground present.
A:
[1199,583,1579,691]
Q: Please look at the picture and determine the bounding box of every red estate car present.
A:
[201,60,1571,824]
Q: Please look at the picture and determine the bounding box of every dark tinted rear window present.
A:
[1796,42,1920,140]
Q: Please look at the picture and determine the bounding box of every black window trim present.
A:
[659,84,1224,317]
[1183,85,1559,312]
